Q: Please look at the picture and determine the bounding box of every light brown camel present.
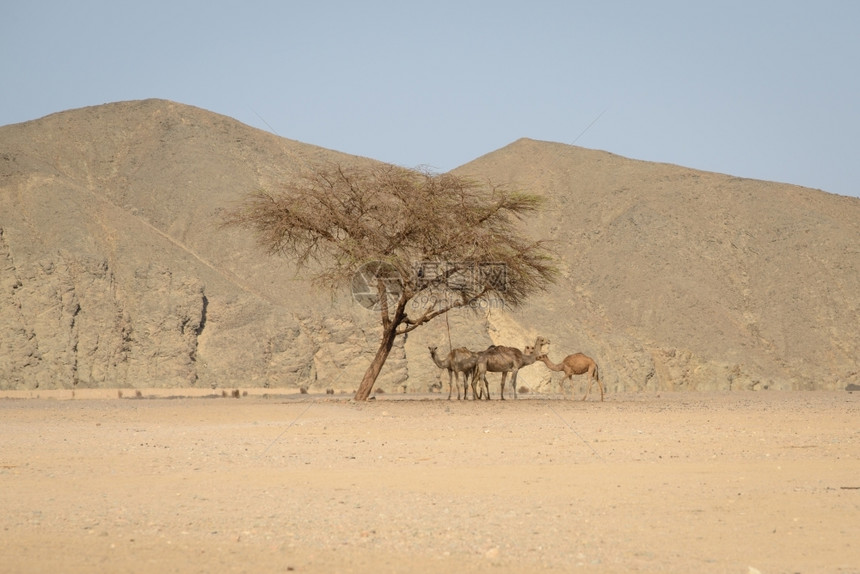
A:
[428,346,480,400]
[537,352,604,401]
[472,336,550,400]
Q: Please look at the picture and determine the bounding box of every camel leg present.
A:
[471,371,483,400]
[499,372,508,400]
[482,374,491,400]
[447,370,454,400]
[471,368,488,400]
[511,370,519,400]
[581,368,594,401]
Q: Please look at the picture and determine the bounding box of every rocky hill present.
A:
[1,100,858,393]
[455,139,860,392]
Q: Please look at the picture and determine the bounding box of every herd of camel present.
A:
[428,336,604,401]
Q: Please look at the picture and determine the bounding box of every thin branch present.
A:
[396,286,492,335]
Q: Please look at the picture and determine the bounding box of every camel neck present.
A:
[540,356,562,371]
[429,350,446,369]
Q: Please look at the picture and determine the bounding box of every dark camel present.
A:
[472,336,550,400]
[428,346,480,399]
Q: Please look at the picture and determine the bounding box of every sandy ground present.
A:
[0,390,858,574]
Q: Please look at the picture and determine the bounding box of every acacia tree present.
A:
[224,162,556,400]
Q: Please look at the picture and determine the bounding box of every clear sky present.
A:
[3,1,858,198]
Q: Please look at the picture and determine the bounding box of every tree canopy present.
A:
[224,162,557,400]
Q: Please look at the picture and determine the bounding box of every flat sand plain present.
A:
[1,390,858,573]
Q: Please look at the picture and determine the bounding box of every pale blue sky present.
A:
[3,1,858,197]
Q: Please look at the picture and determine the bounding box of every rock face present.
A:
[0,244,204,389]
[1,100,858,392]
[457,139,860,392]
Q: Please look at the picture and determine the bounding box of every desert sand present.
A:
[1,390,858,573]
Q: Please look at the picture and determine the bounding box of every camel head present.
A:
[523,345,540,358]
[533,336,550,355]
[519,345,544,368]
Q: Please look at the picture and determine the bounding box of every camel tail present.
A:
[594,363,605,401]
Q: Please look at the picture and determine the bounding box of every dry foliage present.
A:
[224,162,557,399]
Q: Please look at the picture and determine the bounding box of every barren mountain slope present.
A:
[0,100,405,391]
[454,138,860,391]
[1,101,858,392]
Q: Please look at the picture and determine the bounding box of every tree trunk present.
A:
[353,322,398,401]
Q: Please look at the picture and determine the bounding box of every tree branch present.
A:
[396,286,492,335]
[377,276,391,329]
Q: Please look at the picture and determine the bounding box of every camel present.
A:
[450,348,482,400]
[428,346,457,399]
[537,353,604,401]
[472,336,550,400]
[428,346,480,400]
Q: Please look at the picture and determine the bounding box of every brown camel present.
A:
[537,352,604,401]
[428,346,480,400]
[448,347,482,400]
[472,336,550,400]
